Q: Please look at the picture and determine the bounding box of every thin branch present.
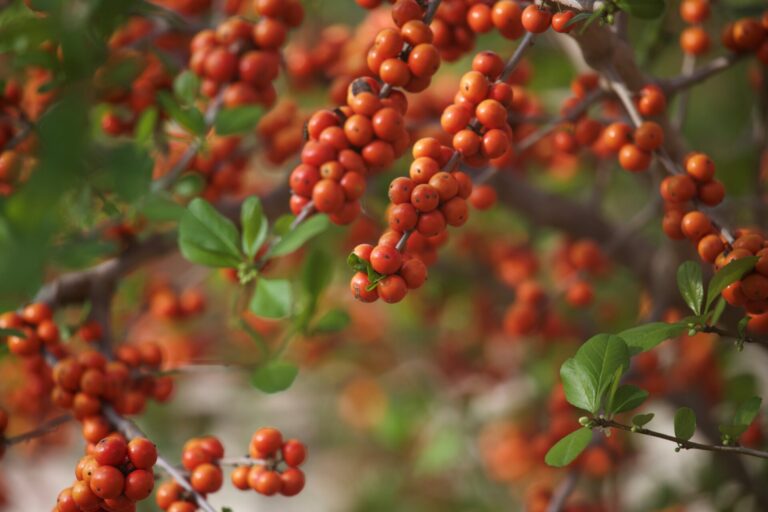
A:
[3,414,73,446]
[103,407,218,512]
[700,324,768,350]
[662,54,744,96]
[595,418,768,460]
[546,470,580,512]
[672,53,696,131]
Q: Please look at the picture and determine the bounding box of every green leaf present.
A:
[272,214,295,236]
[609,385,649,414]
[179,198,243,268]
[240,196,268,260]
[139,193,187,221]
[158,91,206,135]
[251,360,298,393]
[618,322,686,354]
[674,407,696,441]
[615,0,665,19]
[134,106,158,144]
[710,297,727,325]
[0,328,25,338]
[632,413,655,427]
[270,214,330,258]
[737,316,749,338]
[173,70,200,105]
[605,366,623,416]
[215,105,263,135]
[311,309,350,334]
[250,278,292,318]
[705,256,758,312]
[545,428,592,467]
[677,261,704,315]
[173,173,206,198]
[720,396,762,440]
[415,428,462,475]
[561,334,630,413]
[302,248,332,298]
[102,144,153,201]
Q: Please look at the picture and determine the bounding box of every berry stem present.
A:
[500,31,536,83]
[2,413,73,446]
[593,417,768,460]
[672,53,697,131]
[662,53,744,96]
[102,406,219,512]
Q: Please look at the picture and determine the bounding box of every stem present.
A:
[672,53,696,131]
[103,407,218,512]
[152,91,225,192]
[546,470,580,512]
[595,418,768,460]
[3,414,74,446]
[500,31,536,83]
[662,54,744,96]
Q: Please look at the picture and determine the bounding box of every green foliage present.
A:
[705,257,759,312]
[615,0,666,19]
[608,385,649,414]
[677,261,704,316]
[251,360,299,394]
[618,322,686,354]
[250,278,292,319]
[632,413,655,428]
[560,334,630,414]
[545,428,592,467]
[157,91,206,135]
[215,106,263,136]
[311,309,351,334]
[173,70,201,105]
[269,214,330,258]
[178,198,243,268]
[240,196,268,260]
[720,397,762,441]
[674,407,696,442]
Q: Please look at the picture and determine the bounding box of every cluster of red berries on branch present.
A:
[55,434,157,512]
[230,427,307,497]
[188,0,304,108]
[348,47,526,304]
[679,0,712,56]
[288,0,446,226]
[0,80,37,197]
[178,436,226,497]
[50,341,173,420]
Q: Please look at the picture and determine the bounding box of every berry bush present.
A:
[0,0,768,510]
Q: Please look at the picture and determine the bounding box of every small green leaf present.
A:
[270,214,330,258]
[545,427,592,467]
[302,248,332,298]
[158,92,206,135]
[311,309,350,334]
[250,278,292,318]
[179,198,243,268]
[737,316,749,338]
[705,256,759,312]
[134,106,157,144]
[272,214,295,236]
[632,413,655,427]
[0,328,25,338]
[609,385,649,414]
[240,196,268,260]
[619,322,686,354]
[733,397,761,427]
[674,407,696,441]
[173,70,200,105]
[677,261,704,315]
[347,253,368,273]
[710,297,727,325]
[605,366,624,415]
[615,0,665,19]
[215,105,263,135]
[251,360,298,393]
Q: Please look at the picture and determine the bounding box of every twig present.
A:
[152,91,225,192]
[594,418,768,460]
[500,31,536,82]
[662,54,744,96]
[672,53,696,131]
[3,414,73,446]
[546,470,580,512]
[103,407,218,512]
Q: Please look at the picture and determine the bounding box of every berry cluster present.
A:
[99,52,172,136]
[0,80,35,197]
[188,1,304,108]
[349,50,523,303]
[51,342,173,420]
[230,427,307,497]
[288,0,443,225]
[722,14,768,60]
[679,0,711,56]
[181,436,225,495]
[0,303,64,359]
[56,434,157,512]
[147,282,206,320]
[257,100,306,165]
